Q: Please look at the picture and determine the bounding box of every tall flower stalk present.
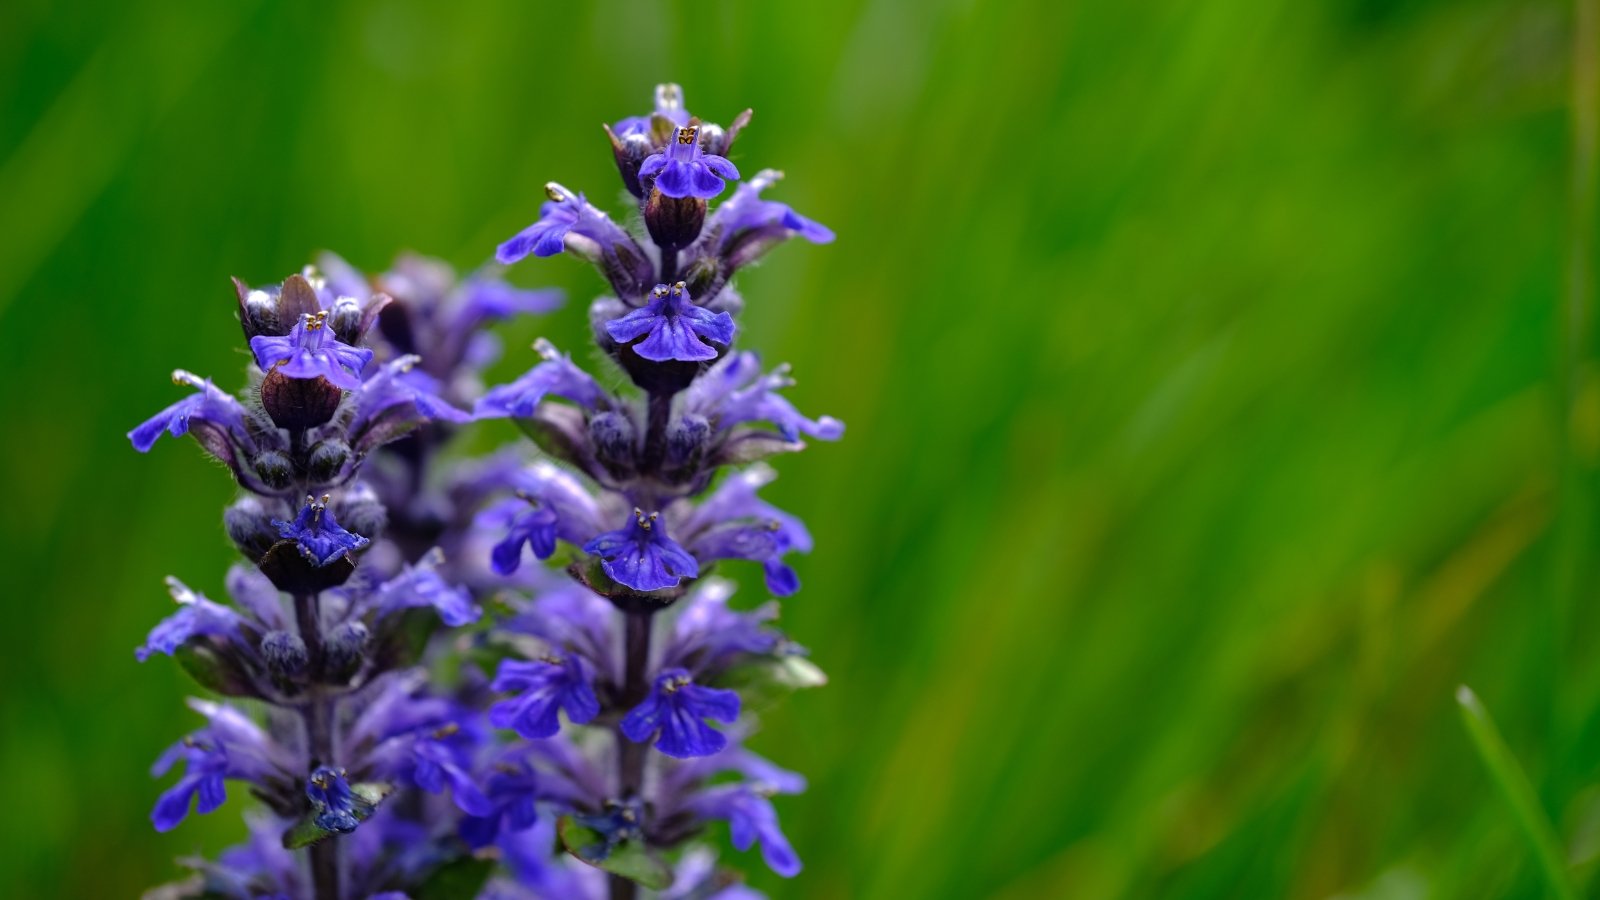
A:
[127,84,837,900]
[130,262,560,899]
[474,84,839,898]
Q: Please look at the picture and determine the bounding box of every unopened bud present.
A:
[234,278,281,339]
[590,297,629,353]
[251,450,294,491]
[681,255,721,302]
[590,412,637,472]
[324,621,369,683]
[224,496,279,561]
[307,439,350,485]
[606,125,655,198]
[328,296,364,345]
[260,630,308,678]
[332,486,387,543]
[666,414,710,471]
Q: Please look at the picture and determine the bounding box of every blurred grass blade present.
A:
[1457,685,1576,900]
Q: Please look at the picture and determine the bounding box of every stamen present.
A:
[676,126,698,146]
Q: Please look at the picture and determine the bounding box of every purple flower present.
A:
[363,551,479,626]
[408,731,494,817]
[306,766,372,834]
[677,466,812,596]
[690,785,802,877]
[497,184,633,264]
[640,125,740,199]
[356,355,472,427]
[460,275,564,321]
[476,339,609,419]
[150,737,230,832]
[150,700,290,832]
[661,579,782,673]
[272,494,372,567]
[136,577,246,662]
[583,509,699,593]
[710,169,834,249]
[248,311,373,389]
[490,656,601,740]
[687,353,844,442]
[224,564,290,629]
[484,462,606,575]
[503,582,618,682]
[206,814,303,898]
[129,370,256,453]
[605,282,735,363]
[461,759,544,848]
[620,668,739,759]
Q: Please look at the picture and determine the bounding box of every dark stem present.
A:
[640,392,673,475]
[659,247,678,285]
[293,592,326,673]
[610,611,655,900]
[295,592,341,900]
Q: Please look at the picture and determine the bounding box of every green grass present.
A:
[0,0,1594,896]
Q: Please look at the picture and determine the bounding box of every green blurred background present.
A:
[3,0,1597,896]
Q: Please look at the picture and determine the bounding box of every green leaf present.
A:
[1456,685,1577,900]
[410,855,495,900]
[281,782,394,849]
[556,815,674,890]
[713,653,828,709]
[173,641,256,697]
[514,405,589,468]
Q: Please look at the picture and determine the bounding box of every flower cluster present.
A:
[472,83,839,897]
[130,260,559,899]
[128,83,838,900]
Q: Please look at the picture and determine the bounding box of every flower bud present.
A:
[260,369,343,431]
[260,630,308,678]
[590,297,628,354]
[234,277,281,339]
[307,439,351,485]
[323,621,369,683]
[644,189,706,250]
[328,296,364,345]
[665,414,710,471]
[605,125,655,198]
[681,255,722,302]
[332,486,388,543]
[590,411,637,473]
[224,496,279,561]
[251,450,295,491]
